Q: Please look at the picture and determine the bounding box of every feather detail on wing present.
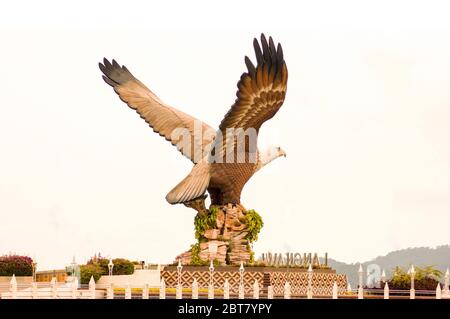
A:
[165,161,211,204]
[99,59,215,163]
[213,34,288,160]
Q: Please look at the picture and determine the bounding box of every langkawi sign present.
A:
[260,252,328,267]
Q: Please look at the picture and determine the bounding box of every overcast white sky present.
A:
[1,0,450,270]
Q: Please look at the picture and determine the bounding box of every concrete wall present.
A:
[0,276,33,294]
[0,276,32,284]
[96,269,160,287]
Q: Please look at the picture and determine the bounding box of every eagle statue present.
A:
[99,34,288,265]
[99,34,288,209]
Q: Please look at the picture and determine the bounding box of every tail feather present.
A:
[166,162,210,204]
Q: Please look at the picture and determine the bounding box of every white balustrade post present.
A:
[347,283,352,294]
[71,278,78,299]
[409,265,415,300]
[253,280,259,299]
[381,269,386,284]
[31,282,38,299]
[107,283,114,299]
[223,279,230,300]
[208,260,214,299]
[284,281,291,299]
[238,283,245,299]
[176,260,183,299]
[384,282,389,299]
[239,262,245,299]
[10,274,17,299]
[176,283,182,299]
[444,268,449,296]
[358,264,364,299]
[358,288,363,299]
[436,283,442,299]
[267,285,274,299]
[208,283,214,299]
[307,264,313,299]
[88,276,96,299]
[142,284,149,300]
[192,279,198,299]
[332,281,338,299]
[159,279,166,299]
[125,282,132,299]
[51,277,57,299]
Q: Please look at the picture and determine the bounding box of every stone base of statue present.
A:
[175,201,263,266]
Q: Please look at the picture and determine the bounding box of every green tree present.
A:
[388,265,442,290]
[79,264,103,284]
[90,257,135,276]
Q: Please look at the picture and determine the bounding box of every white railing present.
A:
[1,276,449,299]
[1,264,449,300]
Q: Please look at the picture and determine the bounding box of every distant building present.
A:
[36,270,67,282]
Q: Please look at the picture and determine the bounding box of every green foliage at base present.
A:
[194,207,218,240]
[189,242,222,267]
[244,243,255,265]
[191,207,219,266]
[189,243,208,266]
[190,206,263,266]
[244,209,263,243]
[249,251,255,264]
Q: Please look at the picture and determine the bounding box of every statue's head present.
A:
[257,145,286,170]
[268,145,286,159]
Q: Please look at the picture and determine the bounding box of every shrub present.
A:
[109,258,134,275]
[0,255,33,276]
[244,209,263,243]
[189,243,208,266]
[91,258,109,275]
[194,207,218,240]
[88,257,135,276]
[388,266,442,290]
[80,264,103,284]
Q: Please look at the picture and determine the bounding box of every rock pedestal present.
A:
[176,204,256,266]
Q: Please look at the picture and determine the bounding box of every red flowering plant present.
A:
[0,255,34,276]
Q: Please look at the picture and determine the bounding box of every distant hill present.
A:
[323,245,450,287]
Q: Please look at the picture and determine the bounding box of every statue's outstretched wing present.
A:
[213,34,288,161]
[99,59,215,164]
